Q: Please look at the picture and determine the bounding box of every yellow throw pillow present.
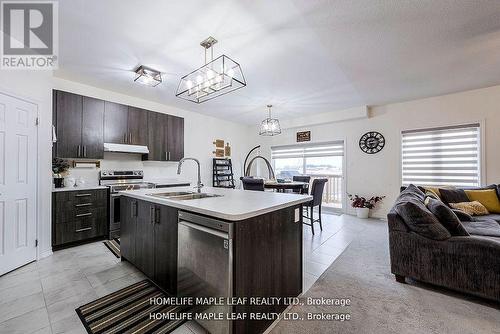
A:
[449,201,489,216]
[464,189,500,214]
[424,186,442,198]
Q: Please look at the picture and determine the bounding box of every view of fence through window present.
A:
[271,141,344,210]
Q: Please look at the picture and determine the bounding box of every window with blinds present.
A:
[401,124,481,187]
[271,141,344,159]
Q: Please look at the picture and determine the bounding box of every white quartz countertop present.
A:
[52,185,108,192]
[120,186,312,221]
[144,178,191,186]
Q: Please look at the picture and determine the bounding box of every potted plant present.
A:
[348,194,385,218]
[52,158,70,188]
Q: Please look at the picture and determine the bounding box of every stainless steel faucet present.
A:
[177,157,203,192]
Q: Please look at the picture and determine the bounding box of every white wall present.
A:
[256,85,500,218]
[0,73,253,258]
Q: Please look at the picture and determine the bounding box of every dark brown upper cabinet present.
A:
[145,113,184,162]
[103,103,149,146]
[53,90,104,159]
[82,97,104,159]
[167,115,184,161]
[54,90,183,161]
[147,111,168,161]
[127,107,148,146]
[103,101,128,144]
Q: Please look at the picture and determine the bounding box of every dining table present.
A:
[264,180,309,193]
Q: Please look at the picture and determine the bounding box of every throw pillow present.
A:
[399,184,426,202]
[439,188,469,205]
[395,199,451,240]
[425,190,440,201]
[424,197,469,236]
[464,189,500,214]
[449,201,489,216]
[424,186,442,198]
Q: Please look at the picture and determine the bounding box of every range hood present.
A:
[103,143,149,154]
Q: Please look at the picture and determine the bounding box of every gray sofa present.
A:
[388,185,500,302]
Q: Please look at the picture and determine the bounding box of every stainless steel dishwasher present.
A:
[178,211,233,334]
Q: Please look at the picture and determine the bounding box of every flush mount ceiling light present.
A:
[134,65,162,87]
[176,36,246,103]
[259,105,281,136]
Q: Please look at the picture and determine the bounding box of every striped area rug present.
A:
[76,280,188,334]
[103,238,120,258]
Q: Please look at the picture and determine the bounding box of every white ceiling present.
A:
[56,0,500,124]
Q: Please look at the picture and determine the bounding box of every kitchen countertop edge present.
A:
[52,185,108,192]
[121,188,313,221]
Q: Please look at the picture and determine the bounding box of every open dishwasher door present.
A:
[178,211,233,334]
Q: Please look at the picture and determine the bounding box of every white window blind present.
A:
[401,123,481,187]
[271,141,344,159]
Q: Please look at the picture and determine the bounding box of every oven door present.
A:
[109,193,121,239]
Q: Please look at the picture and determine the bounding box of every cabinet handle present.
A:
[75,203,92,207]
[75,227,92,233]
[155,207,160,224]
[131,201,138,217]
[75,193,91,197]
[150,206,154,224]
[129,133,132,144]
[124,133,127,143]
[76,212,92,217]
[167,151,171,161]
[83,145,87,157]
[77,145,81,157]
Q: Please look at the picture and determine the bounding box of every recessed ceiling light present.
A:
[134,65,162,87]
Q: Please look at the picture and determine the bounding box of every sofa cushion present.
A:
[399,184,426,202]
[439,188,469,205]
[450,201,489,216]
[451,209,474,222]
[474,214,500,224]
[461,220,500,237]
[395,199,451,241]
[425,197,469,236]
[465,189,500,214]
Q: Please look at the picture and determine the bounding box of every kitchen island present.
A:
[120,186,312,334]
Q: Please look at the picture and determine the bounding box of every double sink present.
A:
[147,191,222,201]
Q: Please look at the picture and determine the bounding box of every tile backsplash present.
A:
[64,152,181,186]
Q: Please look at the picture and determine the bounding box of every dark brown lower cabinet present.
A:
[120,197,136,263]
[120,197,178,294]
[52,189,108,248]
[120,197,303,334]
[232,205,302,334]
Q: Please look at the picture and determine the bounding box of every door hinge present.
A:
[35,239,38,247]
[35,117,39,126]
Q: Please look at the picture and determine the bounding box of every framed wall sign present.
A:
[296,131,311,142]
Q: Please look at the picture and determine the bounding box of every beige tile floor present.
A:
[0,212,372,334]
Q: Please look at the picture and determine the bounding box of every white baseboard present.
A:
[38,248,53,260]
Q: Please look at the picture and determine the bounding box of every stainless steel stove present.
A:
[99,170,156,239]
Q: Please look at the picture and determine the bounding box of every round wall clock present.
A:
[359,131,385,154]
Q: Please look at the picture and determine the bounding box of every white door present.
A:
[0,92,38,275]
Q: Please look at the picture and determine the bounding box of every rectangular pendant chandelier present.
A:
[176,37,246,103]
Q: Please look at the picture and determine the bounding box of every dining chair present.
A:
[303,178,328,234]
[293,175,311,194]
[242,177,265,191]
